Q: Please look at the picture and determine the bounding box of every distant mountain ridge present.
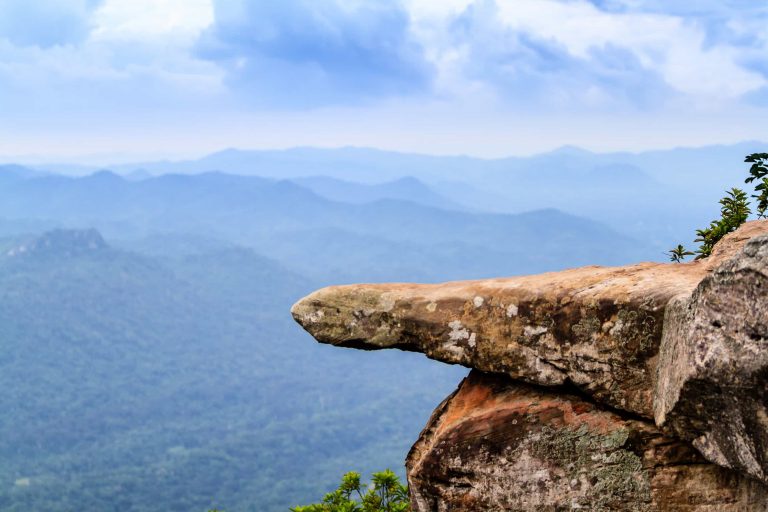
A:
[18,141,767,252]
[9,141,768,276]
[0,164,47,181]
[291,176,464,211]
[24,141,765,184]
[3,143,764,511]
[0,169,651,283]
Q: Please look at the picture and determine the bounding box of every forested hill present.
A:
[0,228,466,511]
[0,165,661,511]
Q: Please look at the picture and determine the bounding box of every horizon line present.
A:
[3,139,767,170]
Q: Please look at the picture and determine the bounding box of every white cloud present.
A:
[0,0,766,159]
[0,0,223,120]
[405,0,766,103]
[405,0,474,20]
[92,0,214,40]
[196,0,432,106]
[492,0,764,99]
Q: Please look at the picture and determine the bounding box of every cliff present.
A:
[292,220,768,511]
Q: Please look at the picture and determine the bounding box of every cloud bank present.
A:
[0,0,767,158]
[195,0,431,106]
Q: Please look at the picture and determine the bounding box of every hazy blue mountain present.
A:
[4,228,108,258]
[112,232,239,258]
[0,228,466,512]
[2,143,762,511]
[124,168,154,181]
[26,141,768,257]
[0,171,654,283]
[101,147,481,184]
[615,141,765,191]
[54,141,761,251]
[0,164,47,182]
[456,141,766,212]
[291,176,464,211]
[81,142,765,190]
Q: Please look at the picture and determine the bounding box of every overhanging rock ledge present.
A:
[291,220,768,510]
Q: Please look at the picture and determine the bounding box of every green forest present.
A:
[0,164,678,511]
[0,228,463,511]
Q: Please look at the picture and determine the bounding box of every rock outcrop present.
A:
[292,221,768,419]
[408,371,768,512]
[292,220,768,510]
[655,233,768,485]
[6,228,108,258]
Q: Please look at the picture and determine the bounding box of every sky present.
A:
[0,0,766,162]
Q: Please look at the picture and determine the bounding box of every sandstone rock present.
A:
[292,221,768,418]
[655,233,768,484]
[408,370,768,512]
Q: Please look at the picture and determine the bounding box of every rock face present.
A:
[6,228,108,258]
[655,234,768,485]
[292,221,768,419]
[408,371,768,512]
[291,220,768,510]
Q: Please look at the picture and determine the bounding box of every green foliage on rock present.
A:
[669,153,765,262]
[745,152,768,219]
[693,187,751,259]
[290,470,410,512]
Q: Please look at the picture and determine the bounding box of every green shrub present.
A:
[669,153,764,262]
[745,152,768,219]
[692,187,751,259]
[290,470,410,512]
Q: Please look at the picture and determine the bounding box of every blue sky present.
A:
[0,0,766,162]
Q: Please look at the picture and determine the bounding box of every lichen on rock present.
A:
[407,371,768,511]
[655,233,768,485]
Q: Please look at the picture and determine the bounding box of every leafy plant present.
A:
[745,153,768,218]
[671,153,768,261]
[667,244,694,263]
[693,187,751,259]
[290,470,410,512]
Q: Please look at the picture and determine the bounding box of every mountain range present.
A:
[31,141,768,251]
[1,141,765,511]
[0,167,652,283]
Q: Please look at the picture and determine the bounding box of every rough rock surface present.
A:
[292,221,768,418]
[655,234,768,484]
[292,220,768,509]
[408,370,768,512]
